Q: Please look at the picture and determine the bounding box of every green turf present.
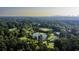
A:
[48,33,57,41]
[39,28,52,32]
[9,28,17,32]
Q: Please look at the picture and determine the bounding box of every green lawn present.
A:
[47,43,54,48]
[48,33,57,41]
[9,28,17,32]
[39,28,52,32]
[43,41,54,49]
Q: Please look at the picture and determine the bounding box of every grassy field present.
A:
[39,28,52,32]
[48,33,57,41]
[43,41,54,49]
[9,28,17,32]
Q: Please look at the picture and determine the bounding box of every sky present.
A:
[0,7,79,16]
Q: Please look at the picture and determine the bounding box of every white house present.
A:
[32,32,47,40]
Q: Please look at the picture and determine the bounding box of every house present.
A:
[32,32,47,40]
[32,32,40,40]
[54,32,60,36]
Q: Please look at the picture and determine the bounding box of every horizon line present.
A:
[0,15,79,17]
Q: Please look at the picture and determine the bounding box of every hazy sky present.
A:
[0,7,79,16]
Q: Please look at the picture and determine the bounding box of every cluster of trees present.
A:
[0,18,53,51]
[0,16,79,51]
[52,20,79,51]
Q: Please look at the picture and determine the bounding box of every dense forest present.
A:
[0,16,79,51]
